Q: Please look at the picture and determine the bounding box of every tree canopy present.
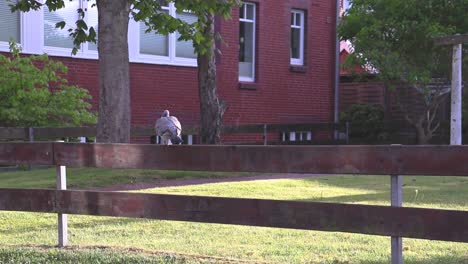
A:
[339,0,468,144]
[339,0,468,84]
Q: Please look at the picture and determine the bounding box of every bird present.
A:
[155,110,183,145]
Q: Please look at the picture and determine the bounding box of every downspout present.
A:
[334,0,341,139]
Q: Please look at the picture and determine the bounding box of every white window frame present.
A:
[239,2,256,82]
[41,0,98,59]
[290,9,304,66]
[130,2,197,67]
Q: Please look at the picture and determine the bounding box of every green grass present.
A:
[0,247,207,264]
[0,167,250,189]
[0,172,467,263]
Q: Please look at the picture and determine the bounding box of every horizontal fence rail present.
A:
[0,127,30,140]
[1,143,468,175]
[0,142,467,264]
[0,189,466,243]
[0,123,345,140]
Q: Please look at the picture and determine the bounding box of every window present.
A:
[290,10,304,65]
[239,2,256,82]
[0,0,196,66]
[43,0,97,55]
[138,1,197,65]
[0,0,20,44]
[44,0,79,49]
[140,3,169,57]
[175,11,197,59]
[282,131,312,142]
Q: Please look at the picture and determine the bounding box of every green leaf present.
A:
[55,21,66,29]
[76,19,88,30]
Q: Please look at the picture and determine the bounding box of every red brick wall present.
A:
[218,0,337,142]
[4,0,337,143]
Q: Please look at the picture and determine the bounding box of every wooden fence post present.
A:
[391,174,403,264]
[345,122,350,144]
[433,34,468,145]
[27,128,34,170]
[56,141,68,247]
[28,127,34,142]
[450,43,462,145]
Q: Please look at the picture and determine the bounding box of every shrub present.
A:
[0,41,96,127]
[340,104,385,138]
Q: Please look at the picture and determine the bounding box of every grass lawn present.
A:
[0,247,201,264]
[0,167,251,189]
[0,169,467,263]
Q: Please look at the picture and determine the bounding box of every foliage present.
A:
[138,0,241,55]
[11,0,240,56]
[0,42,96,127]
[339,0,468,85]
[340,104,384,138]
[339,0,468,143]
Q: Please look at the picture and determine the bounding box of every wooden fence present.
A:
[0,123,347,145]
[0,143,467,264]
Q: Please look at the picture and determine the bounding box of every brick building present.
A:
[0,0,339,143]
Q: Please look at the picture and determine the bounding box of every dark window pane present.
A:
[246,4,254,20]
[239,21,254,78]
[291,28,300,59]
[295,13,301,26]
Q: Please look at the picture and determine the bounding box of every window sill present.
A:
[238,82,258,90]
[290,65,307,73]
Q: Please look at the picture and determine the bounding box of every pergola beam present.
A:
[433,34,468,46]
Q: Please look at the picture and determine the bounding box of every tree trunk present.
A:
[414,123,430,144]
[96,0,131,143]
[198,14,226,144]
